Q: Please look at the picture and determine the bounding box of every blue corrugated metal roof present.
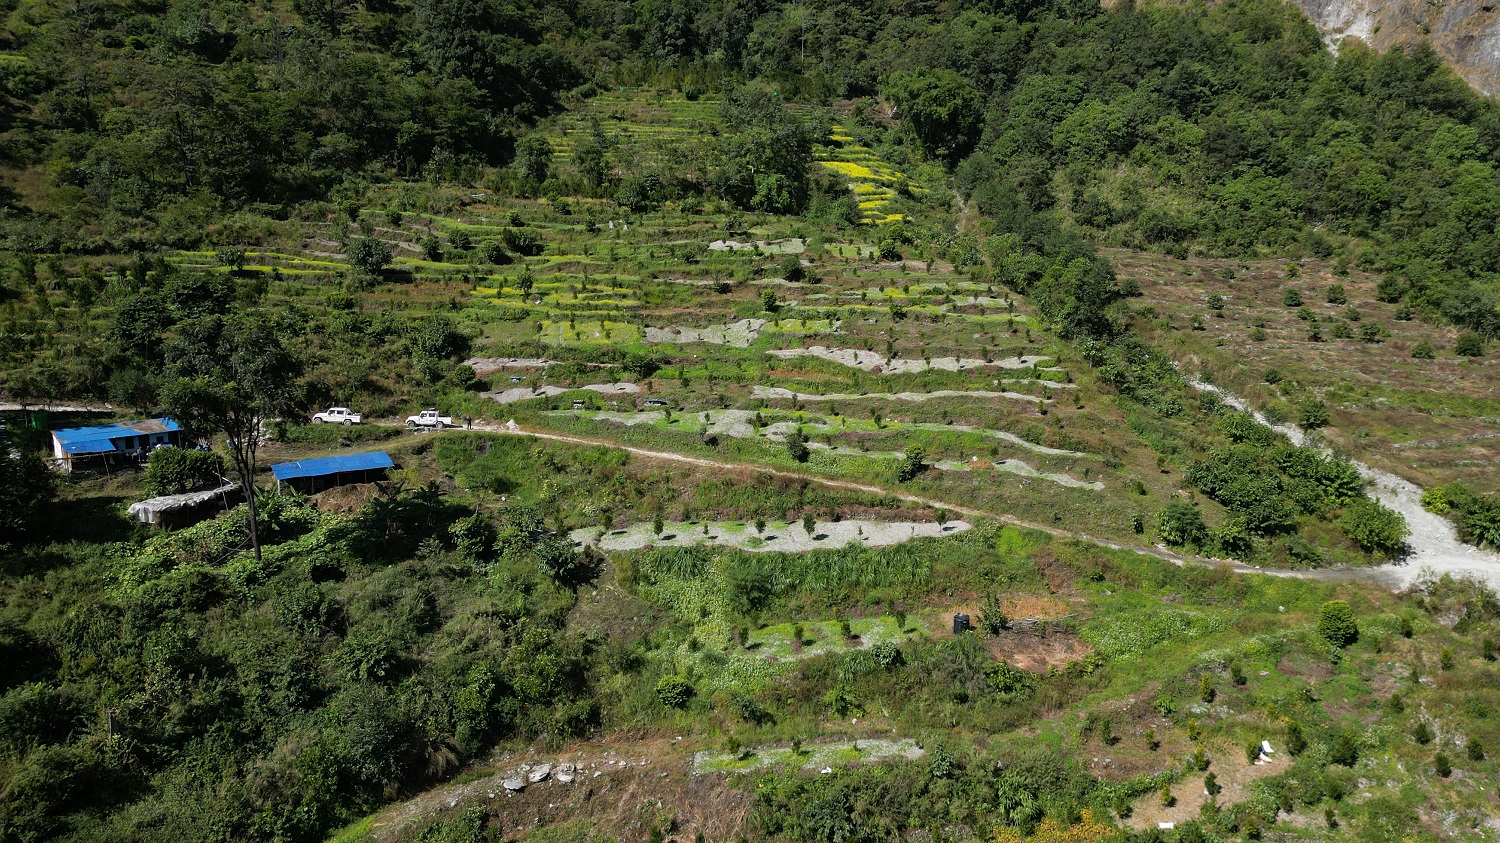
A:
[61,439,122,455]
[52,419,182,453]
[271,451,395,481]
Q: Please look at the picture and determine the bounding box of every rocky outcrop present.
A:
[1293,0,1500,95]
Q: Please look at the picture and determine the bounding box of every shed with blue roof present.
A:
[270,451,395,493]
[50,418,186,471]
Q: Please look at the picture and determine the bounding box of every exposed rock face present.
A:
[1293,0,1500,95]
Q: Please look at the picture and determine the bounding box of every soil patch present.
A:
[310,482,381,514]
[1125,741,1292,831]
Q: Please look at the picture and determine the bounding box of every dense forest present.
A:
[4,0,1500,840]
[1,0,1498,396]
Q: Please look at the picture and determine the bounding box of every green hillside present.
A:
[2,0,1500,841]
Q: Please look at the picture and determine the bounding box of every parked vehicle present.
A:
[645,398,668,407]
[404,409,454,430]
[311,407,362,425]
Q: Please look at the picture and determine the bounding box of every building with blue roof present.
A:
[50,418,186,471]
[270,451,395,494]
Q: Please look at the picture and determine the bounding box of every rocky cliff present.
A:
[1293,0,1500,95]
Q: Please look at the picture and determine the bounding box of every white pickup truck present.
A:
[311,407,362,425]
[405,408,454,430]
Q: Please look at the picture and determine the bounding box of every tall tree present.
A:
[163,314,301,560]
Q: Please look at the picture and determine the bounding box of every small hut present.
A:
[270,451,395,494]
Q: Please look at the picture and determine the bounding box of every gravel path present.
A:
[570,519,971,553]
[483,383,641,404]
[707,237,805,253]
[1188,378,1500,590]
[644,319,768,347]
[766,347,1052,374]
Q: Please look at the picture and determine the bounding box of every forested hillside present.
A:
[3,0,1500,841]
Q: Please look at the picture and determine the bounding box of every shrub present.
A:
[1199,674,1215,703]
[1330,732,1359,767]
[347,237,392,276]
[1412,721,1433,745]
[1412,340,1435,359]
[1297,399,1330,428]
[785,428,810,463]
[654,675,693,708]
[897,447,926,482]
[215,245,246,271]
[779,255,805,282]
[1317,600,1359,647]
[1339,499,1409,558]
[1282,288,1302,307]
[978,591,1007,635]
[1326,283,1347,305]
[479,240,510,264]
[1468,736,1486,761]
[1206,293,1225,312]
[1456,332,1485,357]
[144,447,225,496]
[1286,721,1307,755]
[1157,501,1208,548]
[501,227,544,256]
[1434,751,1452,777]
[1421,487,1450,514]
[419,234,443,262]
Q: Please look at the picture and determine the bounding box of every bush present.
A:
[1326,283,1347,305]
[897,447,926,482]
[1157,501,1208,548]
[1434,751,1452,777]
[1412,340,1436,359]
[1286,721,1307,755]
[1297,399,1330,428]
[215,245,246,271]
[654,675,693,708]
[779,255,805,282]
[1317,600,1359,647]
[479,240,510,264]
[1467,736,1485,761]
[347,237,392,276]
[1339,499,1409,558]
[1412,721,1433,745]
[144,447,225,496]
[1456,332,1485,357]
[1330,732,1359,767]
[1283,288,1303,307]
[501,227,544,256]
